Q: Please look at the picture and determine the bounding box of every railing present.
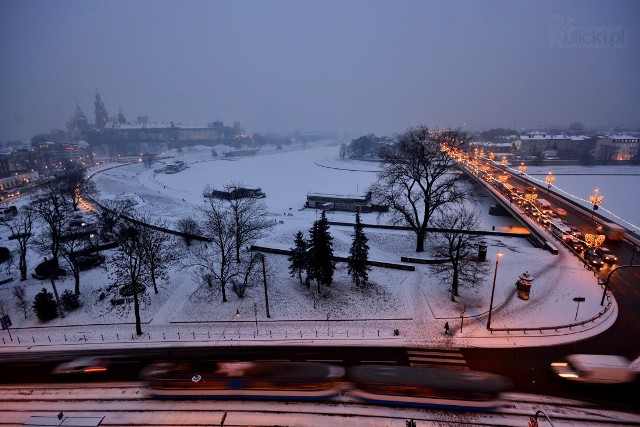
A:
[488,290,613,334]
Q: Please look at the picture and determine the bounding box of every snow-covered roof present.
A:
[103,121,211,130]
[518,134,589,141]
[609,134,638,141]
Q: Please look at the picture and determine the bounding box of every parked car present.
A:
[555,208,568,216]
[584,249,604,268]
[538,215,551,226]
[595,247,617,263]
[567,238,584,252]
[51,357,110,376]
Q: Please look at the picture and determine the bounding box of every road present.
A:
[0,343,638,412]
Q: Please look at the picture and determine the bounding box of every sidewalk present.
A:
[0,291,617,352]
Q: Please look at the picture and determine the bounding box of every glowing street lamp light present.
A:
[524,193,538,203]
[518,162,527,174]
[487,252,504,330]
[585,234,606,249]
[545,171,556,190]
[488,152,495,161]
[501,156,508,166]
[590,188,604,210]
[498,174,509,183]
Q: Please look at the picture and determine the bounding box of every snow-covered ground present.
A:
[0,142,634,351]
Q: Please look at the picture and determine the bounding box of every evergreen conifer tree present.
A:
[32,288,58,321]
[307,211,335,292]
[288,231,308,286]
[348,211,371,287]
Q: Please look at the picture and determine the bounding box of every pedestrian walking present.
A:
[492,226,495,231]
[444,322,450,335]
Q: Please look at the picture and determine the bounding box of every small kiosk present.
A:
[516,271,534,300]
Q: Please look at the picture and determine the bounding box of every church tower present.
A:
[66,102,89,139]
[94,92,108,129]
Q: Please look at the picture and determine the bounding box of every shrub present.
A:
[32,288,58,321]
[0,247,10,263]
[61,290,81,311]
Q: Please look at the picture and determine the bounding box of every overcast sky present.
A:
[1,0,638,141]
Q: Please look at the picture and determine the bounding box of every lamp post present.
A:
[518,162,527,175]
[487,252,503,330]
[590,188,604,210]
[250,253,271,319]
[501,156,508,166]
[545,171,555,190]
[488,152,495,161]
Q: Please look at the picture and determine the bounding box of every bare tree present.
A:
[110,219,149,336]
[58,231,93,295]
[94,198,136,242]
[59,167,97,211]
[13,285,29,318]
[369,126,469,252]
[176,217,201,246]
[30,182,73,265]
[222,182,273,263]
[191,197,238,303]
[142,153,156,168]
[139,217,180,294]
[430,205,488,301]
[30,183,74,318]
[0,206,35,280]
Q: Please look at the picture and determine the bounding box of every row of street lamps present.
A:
[441,149,615,330]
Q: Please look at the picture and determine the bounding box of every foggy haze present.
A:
[1,0,638,142]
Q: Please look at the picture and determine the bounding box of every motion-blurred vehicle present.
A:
[142,361,345,400]
[584,249,604,268]
[567,238,584,252]
[551,354,636,384]
[595,247,617,263]
[347,365,512,410]
[51,357,110,376]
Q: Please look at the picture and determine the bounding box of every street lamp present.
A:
[590,188,604,210]
[545,171,555,190]
[487,252,503,330]
[488,152,495,161]
[501,156,508,166]
[518,162,527,174]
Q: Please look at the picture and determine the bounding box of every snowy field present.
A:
[0,142,624,349]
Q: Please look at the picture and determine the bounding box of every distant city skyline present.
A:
[1,0,639,142]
